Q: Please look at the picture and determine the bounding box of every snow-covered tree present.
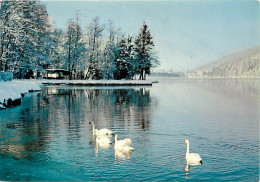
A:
[48,29,66,69]
[64,16,86,79]
[85,16,104,80]
[0,2,159,80]
[114,37,129,79]
[0,0,53,78]
[103,41,117,80]
[126,35,136,79]
[135,22,159,80]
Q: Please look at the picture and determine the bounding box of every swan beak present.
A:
[200,160,203,165]
[89,121,91,124]
[111,133,115,136]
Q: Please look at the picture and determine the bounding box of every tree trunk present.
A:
[68,33,72,80]
[0,44,3,71]
[139,69,144,80]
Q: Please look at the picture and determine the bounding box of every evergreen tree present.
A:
[135,22,158,80]
[126,35,136,79]
[115,38,129,79]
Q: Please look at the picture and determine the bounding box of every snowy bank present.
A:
[0,79,157,108]
[0,80,41,108]
[41,79,154,86]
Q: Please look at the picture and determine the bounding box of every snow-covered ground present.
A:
[0,80,42,106]
[0,79,155,107]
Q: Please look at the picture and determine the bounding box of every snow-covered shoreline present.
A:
[41,79,154,86]
[0,79,155,108]
[0,80,42,108]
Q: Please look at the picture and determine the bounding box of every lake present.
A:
[0,77,259,181]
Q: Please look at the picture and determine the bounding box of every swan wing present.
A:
[115,139,127,147]
[186,153,202,165]
[123,138,132,145]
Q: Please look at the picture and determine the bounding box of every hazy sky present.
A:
[42,0,260,72]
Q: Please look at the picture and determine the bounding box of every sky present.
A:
[42,0,260,72]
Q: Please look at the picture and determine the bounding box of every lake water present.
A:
[0,78,259,181]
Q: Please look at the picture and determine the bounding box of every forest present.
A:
[0,0,159,80]
[189,46,260,78]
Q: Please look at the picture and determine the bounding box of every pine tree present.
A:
[127,35,136,79]
[135,22,158,80]
[115,38,129,79]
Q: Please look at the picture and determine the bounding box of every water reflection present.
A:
[1,86,157,160]
[94,138,112,155]
[41,87,155,132]
[0,78,259,181]
[0,138,51,160]
[183,161,202,172]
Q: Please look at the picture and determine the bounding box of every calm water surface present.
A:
[0,78,259,181]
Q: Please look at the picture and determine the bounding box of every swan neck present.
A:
[186,141,190,155]
[91,122,95,136]
[115,136,117,144]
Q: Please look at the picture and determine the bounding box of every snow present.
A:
[0,104,5,109]
[0,79,155,104]
[0,80,41,104]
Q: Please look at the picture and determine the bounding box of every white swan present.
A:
[184,139,202,165]
[96,130,112,147]
[89,121,113,137]
[114,134,133,152]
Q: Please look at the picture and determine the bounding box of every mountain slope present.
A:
[192,46,260,78]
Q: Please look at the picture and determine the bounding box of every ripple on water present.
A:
[0,79,259,181]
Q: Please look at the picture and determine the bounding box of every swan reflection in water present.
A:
[94,140,112,154]
[115,149,132,160]
[184,160,202,172]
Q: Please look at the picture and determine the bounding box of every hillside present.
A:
[190,46,260,78]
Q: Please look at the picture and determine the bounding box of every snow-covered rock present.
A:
[0,104,6,109]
